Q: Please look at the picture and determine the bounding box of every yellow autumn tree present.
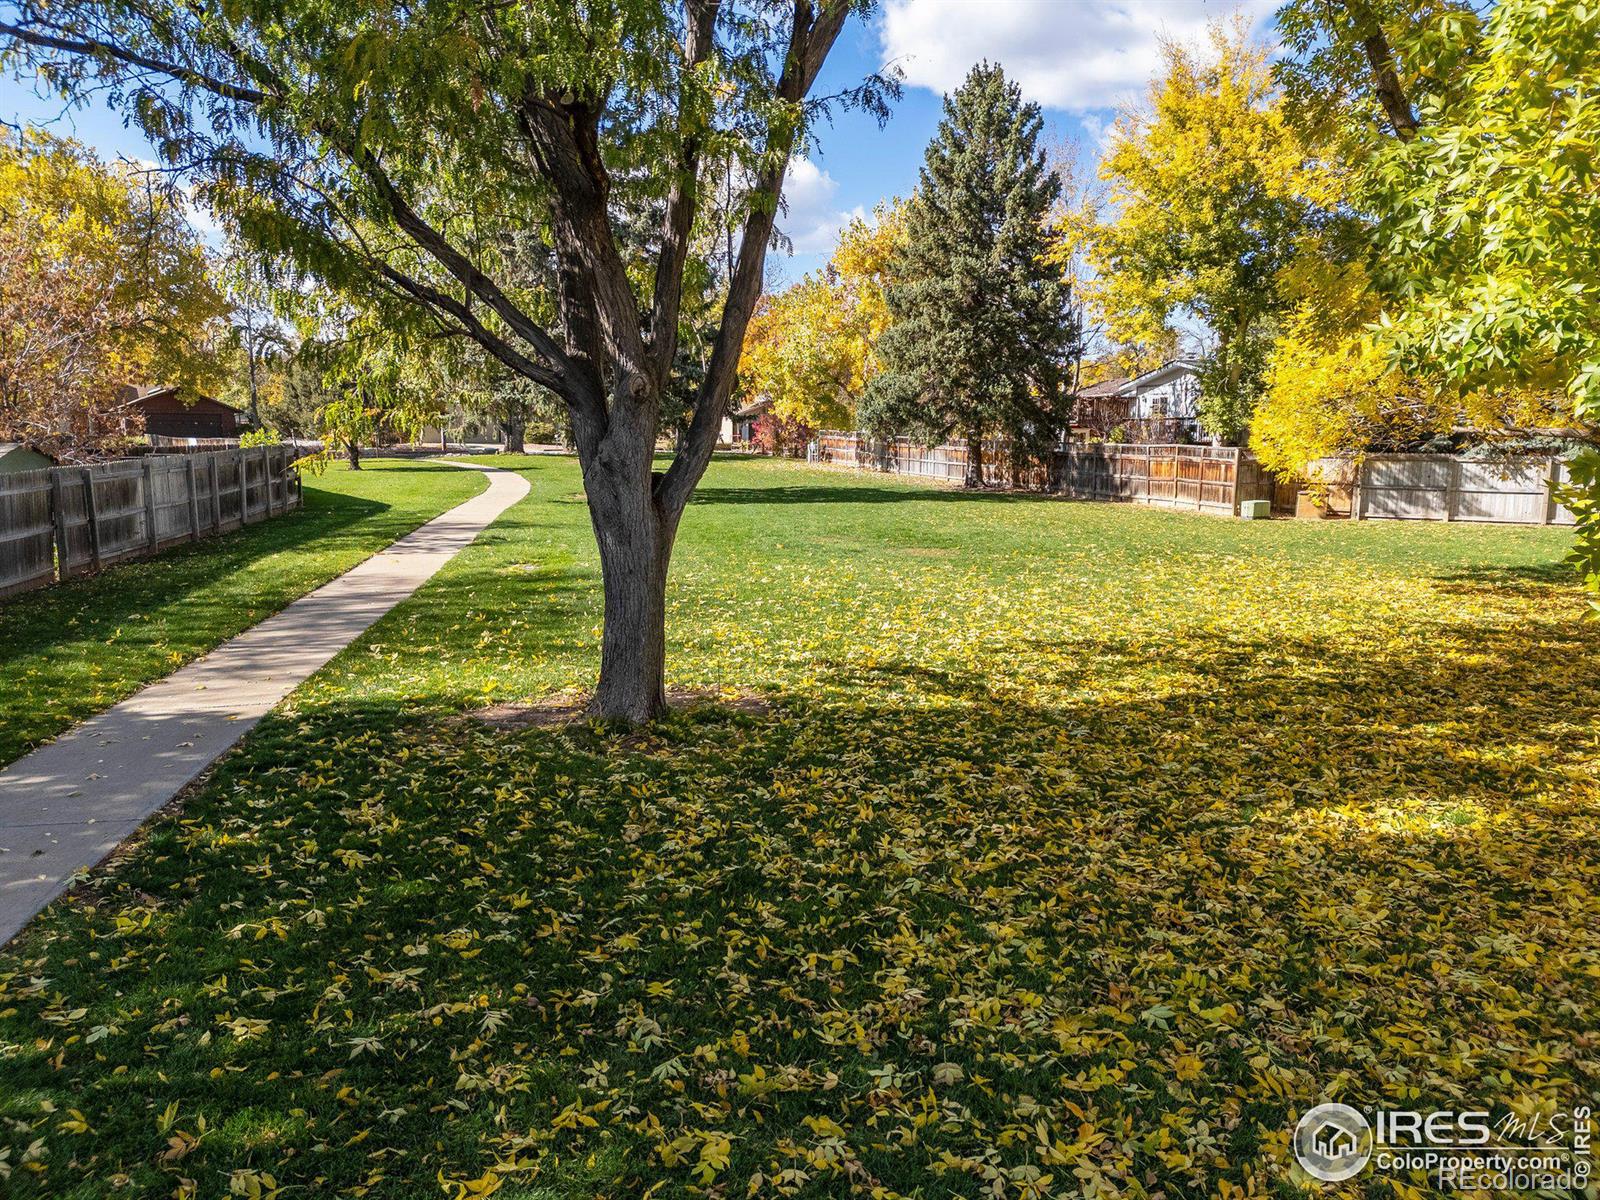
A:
[0,128,229,454]
[1092,24,1315,441]
[1252,170,1569,479]
[739,200,906,430]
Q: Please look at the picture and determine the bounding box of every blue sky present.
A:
[771,0,1276,281]
[1,0,1274,281]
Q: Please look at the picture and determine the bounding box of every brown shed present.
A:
[131,387,249,440]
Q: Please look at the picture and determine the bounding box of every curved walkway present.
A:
[0,460,529,947]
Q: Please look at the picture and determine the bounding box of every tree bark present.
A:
[964,426,985,489]
[347,439,362,470]
[581,388,675,723]
[590,504,672,723]
[503,399,526,454]
[1341,0,1418,141]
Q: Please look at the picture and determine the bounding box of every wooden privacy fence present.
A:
[1329,454,1577,524]
[0,446,302,599]
[816,431,1010,485]
[1054,443,1285,516]
[816,433,1291,516]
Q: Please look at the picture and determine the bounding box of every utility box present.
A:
[1239,499,1271,520]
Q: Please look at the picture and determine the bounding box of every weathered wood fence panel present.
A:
[0,446,302,601]
[1056,444,1248,516]
[817,432,1011,485]
[1320,454,1576,525]
[816,433,1287,516]
[817,434,1578,526]
[0,469,57,597]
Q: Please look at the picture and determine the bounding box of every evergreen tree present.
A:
[861,63,1075,487]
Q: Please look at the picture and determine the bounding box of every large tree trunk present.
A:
[578,384,677,723]
[964,426,985,489]
[347,439,362,470]
[590,504,672,723]
[503,400,526,454]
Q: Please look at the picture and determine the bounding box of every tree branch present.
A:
[356,153,574,385]
[657,0,850,516]
[0,18,271,104]
[647,0,721,384]
[369,261,564,392]
[516,89,651,391]
[1337,0,1418,141]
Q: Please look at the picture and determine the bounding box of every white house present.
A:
[1071,358,1208,444]
[1118,358,1204,442]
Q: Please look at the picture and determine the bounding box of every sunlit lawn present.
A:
[1,455,1594,1199]
[0,459,486,766]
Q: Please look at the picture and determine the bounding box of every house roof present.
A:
[733,398,771,419]
[134,385,246,415]
[1123,357,1202,393]
[1075,375,1130,400]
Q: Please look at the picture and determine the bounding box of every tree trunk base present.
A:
[586,686,668,726]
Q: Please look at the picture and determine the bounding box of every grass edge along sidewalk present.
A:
[0,462,528,948]
[0,459,488,768]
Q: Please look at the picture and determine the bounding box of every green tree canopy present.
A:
[3,0,882,718]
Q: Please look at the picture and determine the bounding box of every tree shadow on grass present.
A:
[690,483,1055,506]
[1427,560,1581,600]
[1,598,1596,1195]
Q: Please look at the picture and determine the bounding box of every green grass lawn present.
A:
[1,455,1594,1199]
[0,458,486,767]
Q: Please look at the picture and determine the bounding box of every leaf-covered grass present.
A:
[2,455,1594,1199]
[0,459,486,767]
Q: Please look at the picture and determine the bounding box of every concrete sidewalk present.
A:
[0,461,529,947]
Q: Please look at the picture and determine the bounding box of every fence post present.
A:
[49,470,68,583]
[1545,457,1561,525]
[209,453,222,532]
[141,457,158,548]
[264,448,276,518]
[1350,460,1366,520]
[186,456,201,541]
[81,466,102,570]
[1443,458,1459,522]
[238,450,252,523]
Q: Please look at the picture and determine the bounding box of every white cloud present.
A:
[879,0,1278,112]
[778,157,866,257]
